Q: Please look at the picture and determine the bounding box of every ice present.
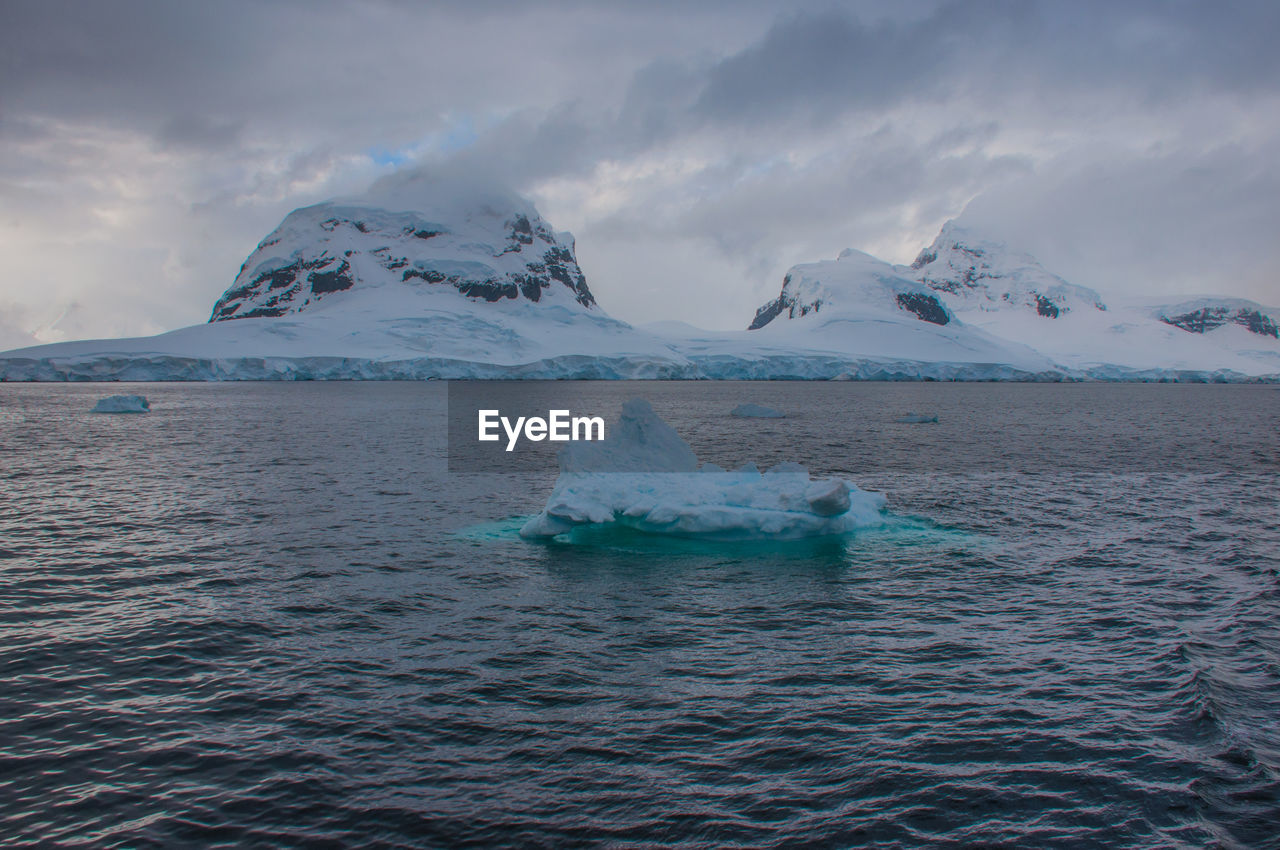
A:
[731,403,786,418]
[91,394,150,414]
[894,413,938,423]
[520,400,887,540]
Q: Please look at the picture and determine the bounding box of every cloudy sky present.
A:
[1,0,1277,343]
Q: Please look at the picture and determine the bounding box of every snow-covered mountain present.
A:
[731,220,1278,380]
[741,247,1061,377]
[905,221,1107,318]
[0,185,1276,381]
[749,248,953,329]
[210,174,595,322]
[0,175,691,380]
[884,222,1280,378]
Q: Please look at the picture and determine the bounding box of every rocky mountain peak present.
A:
[749,246,953,331]
[209,174,595,323]
[906,220,1105,318]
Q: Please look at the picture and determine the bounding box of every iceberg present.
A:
[520,399,886,540]
[91,394,150,414]
[730,403,787,418]
[894,413,938,424]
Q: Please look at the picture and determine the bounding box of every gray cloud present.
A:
[958,136,1280,303]
[155,115,245,152]
[0,0,1277,339]
[693,9,955,123]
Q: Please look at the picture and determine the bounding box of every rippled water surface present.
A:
[2,382,1278,848]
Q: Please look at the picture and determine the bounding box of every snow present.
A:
[521,400,887,540]
[740,244,1067,377]
[907,220,1107,316]
[91,394,150,414]
[1,185,1277,383]
[209,170,595,323]
[897,221,1280,378]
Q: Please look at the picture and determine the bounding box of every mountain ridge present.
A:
[2,182,1277,382]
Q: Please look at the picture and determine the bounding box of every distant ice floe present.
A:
[730,403,787,418]
[520,399,886,540]
[894,412,938,424]
[91,395,150,414]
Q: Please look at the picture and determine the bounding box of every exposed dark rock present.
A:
[458,280,519,302]
[896,292,950,325]
[910,249,936,270]
[1238,309,1280,337]
[748,273,836,330]
[231,305,292,319]
[214,283,258,309]
[402,268,449,284]
[748,297,787,330]
[265,268,297,290]
[1034,294,1060,318]
[1165,307,1217,333]
[921,275,963,295]
[510,215,534,243]
[308,261,354,294]
[542,246,595,307]
[1163,306,1279,338]
[747,274,823,330]
[514,274,546,302]
[210,257,334,320]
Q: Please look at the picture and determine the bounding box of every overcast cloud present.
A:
[1,0,1277,338]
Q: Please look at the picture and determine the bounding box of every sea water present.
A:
[1,382,1277,847]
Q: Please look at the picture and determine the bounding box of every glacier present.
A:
[1,179,1277,383]
[520,400,888,540]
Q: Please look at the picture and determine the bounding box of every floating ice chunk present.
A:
[91,395,150,414]
[805,478,851,516]
[894,412,938,423]
[521,399,886,540]
[730,403,787,418]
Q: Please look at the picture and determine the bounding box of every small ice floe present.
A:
[894,412,938,424]
[520,399,886,540]
[91,394,150,414]
[730,403,787,418]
